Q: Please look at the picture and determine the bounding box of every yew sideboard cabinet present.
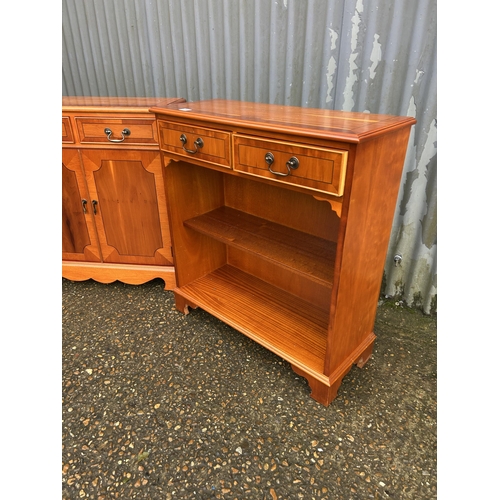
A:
[63,97,415,406]
[62,97,185,289]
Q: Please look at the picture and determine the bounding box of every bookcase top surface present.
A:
[150,99,416,143]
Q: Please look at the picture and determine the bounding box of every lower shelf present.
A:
[174,265,329,378]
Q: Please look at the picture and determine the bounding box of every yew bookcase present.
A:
[151,100,416,406]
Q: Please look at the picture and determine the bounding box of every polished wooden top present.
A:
[150,99,416,143]
[62,96,185,114]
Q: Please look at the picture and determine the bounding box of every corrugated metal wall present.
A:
[62,0,437,314]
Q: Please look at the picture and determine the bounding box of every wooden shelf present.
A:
[184,206,336,286]
[175,265,328,377]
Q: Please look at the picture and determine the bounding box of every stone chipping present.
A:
[62,278,436,499]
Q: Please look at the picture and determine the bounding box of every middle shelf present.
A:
[183,206,336,286]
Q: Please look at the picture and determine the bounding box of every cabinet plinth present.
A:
[153,99,415,406]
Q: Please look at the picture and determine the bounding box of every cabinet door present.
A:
[62,149,101,262]
[80,149,173,266]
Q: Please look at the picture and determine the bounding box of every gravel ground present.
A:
[62,278,437,500]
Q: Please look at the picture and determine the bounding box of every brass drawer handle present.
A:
[104,127,131,143]
[265,152,299,177]
[180,133,204,154]
[286,156,300,171]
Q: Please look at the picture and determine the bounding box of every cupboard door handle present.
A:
[265,152,299,177]
[92,200,98,215]
[82,199,87,214]
[104,127,131,143]
[180,133,204,154]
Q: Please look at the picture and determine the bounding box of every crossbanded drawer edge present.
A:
[233,134,348,197]
[75,117,158,145]
[62,117,74,143]
[158,120,232,168]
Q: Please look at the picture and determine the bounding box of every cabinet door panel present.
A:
[81,150,173,266]
[62,150,101,262]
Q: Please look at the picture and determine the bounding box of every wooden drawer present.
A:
[158,120,231,168]
[75,117,158,145]
[62,117,74,143]
[233,135,348,196]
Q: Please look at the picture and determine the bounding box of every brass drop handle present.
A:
[82,199,87,214]
[92,200,98,215]
[265,152,275,165]
[104,127,131,143]
[286,156,300,171]
[265,152,299,177]
[180,133,204,154]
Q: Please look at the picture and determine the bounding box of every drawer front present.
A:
[62,117,74,143]
[233,135,348,196]
[75,117,158,145]
[158,120,231,168]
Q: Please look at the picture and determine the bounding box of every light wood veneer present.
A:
[62,96,185,289]
[151,99,416,406]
